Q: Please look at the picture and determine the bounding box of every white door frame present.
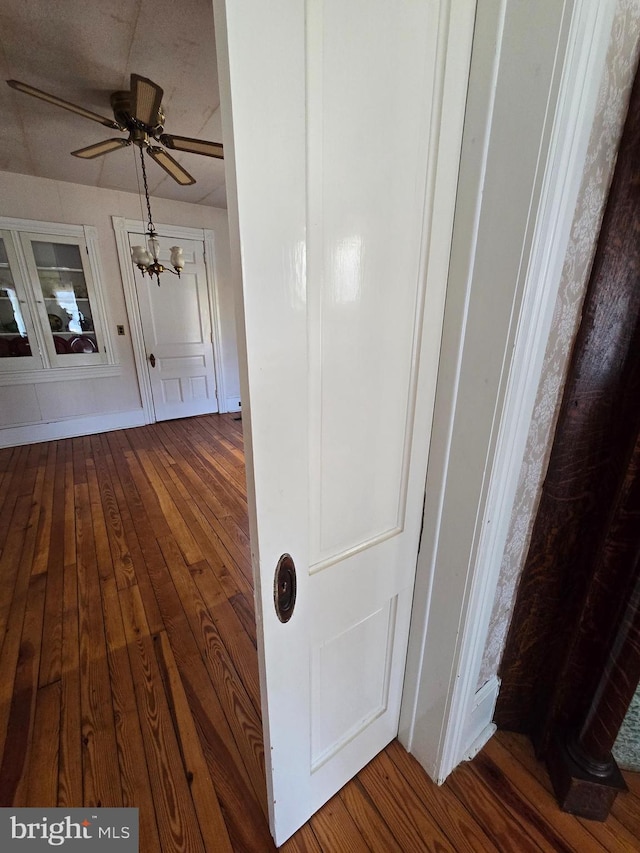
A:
[112,216,227,421]
[399,0,617,781]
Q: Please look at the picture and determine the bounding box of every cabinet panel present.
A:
[0,220,114,379]
[23,234,103,365]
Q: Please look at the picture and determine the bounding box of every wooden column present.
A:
[546,414,640,818]
[546,577,640,818]
[576,575,640,766]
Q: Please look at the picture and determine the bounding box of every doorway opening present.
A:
[114,218,230,425]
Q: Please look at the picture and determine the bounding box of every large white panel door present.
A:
[129,234,218,421]
[217,0,475,844]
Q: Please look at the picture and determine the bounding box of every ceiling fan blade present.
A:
[160,133,224,160]
[130,74,163,126]
[7,80,122,129]
[71,138,131,159]
[147,146,196,185]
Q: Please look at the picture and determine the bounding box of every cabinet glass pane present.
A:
[33,241,98,356]
[32,241,83,270]
[0,237,32,358]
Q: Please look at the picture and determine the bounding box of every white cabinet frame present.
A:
[0,216,118,384]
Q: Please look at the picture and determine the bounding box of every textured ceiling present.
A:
[0,0,226,207]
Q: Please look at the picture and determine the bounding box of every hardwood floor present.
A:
[0,413,637,851]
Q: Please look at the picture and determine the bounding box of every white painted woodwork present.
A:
[399,0,618,782]
[128,233,218,421]
[114,214,239,425]
[0,408,146,449]
[19,230,109,368]
[0,218,115,373]
[0,229,44,372]
[215,0,475,843]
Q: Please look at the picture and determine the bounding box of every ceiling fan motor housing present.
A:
[110,90,164,136]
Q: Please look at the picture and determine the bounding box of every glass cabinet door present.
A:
[0,233,42,369]
[21,234,105,366]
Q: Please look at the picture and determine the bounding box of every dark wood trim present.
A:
[546,421,640,818]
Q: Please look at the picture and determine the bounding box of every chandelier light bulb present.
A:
[170,246,184,271]
[130,245,146,265]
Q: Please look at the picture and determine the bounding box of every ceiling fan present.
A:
[6,73,223,186]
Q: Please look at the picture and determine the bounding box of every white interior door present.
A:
[129,233,218,421]
[216,0,476,844]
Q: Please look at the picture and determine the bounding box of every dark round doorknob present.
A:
[274,554,297,623]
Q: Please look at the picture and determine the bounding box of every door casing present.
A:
[399,0,619,782]
[113,216,227,422]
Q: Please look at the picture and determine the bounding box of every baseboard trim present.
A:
[0,409,146,448]
[459,676,500,765]
[225,395,241,413]
[463,722,497,765]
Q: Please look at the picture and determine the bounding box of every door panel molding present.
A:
[304,1,444,570]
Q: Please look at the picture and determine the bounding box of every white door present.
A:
[129,233,218,421]
[216,0,476,844]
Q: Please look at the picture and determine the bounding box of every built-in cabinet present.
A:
[0,218,115,379]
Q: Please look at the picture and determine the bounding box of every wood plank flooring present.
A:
[0,413,638,851]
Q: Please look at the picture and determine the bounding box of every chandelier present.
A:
[130,145,184,285]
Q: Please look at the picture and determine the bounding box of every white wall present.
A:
[0,170,240,444]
